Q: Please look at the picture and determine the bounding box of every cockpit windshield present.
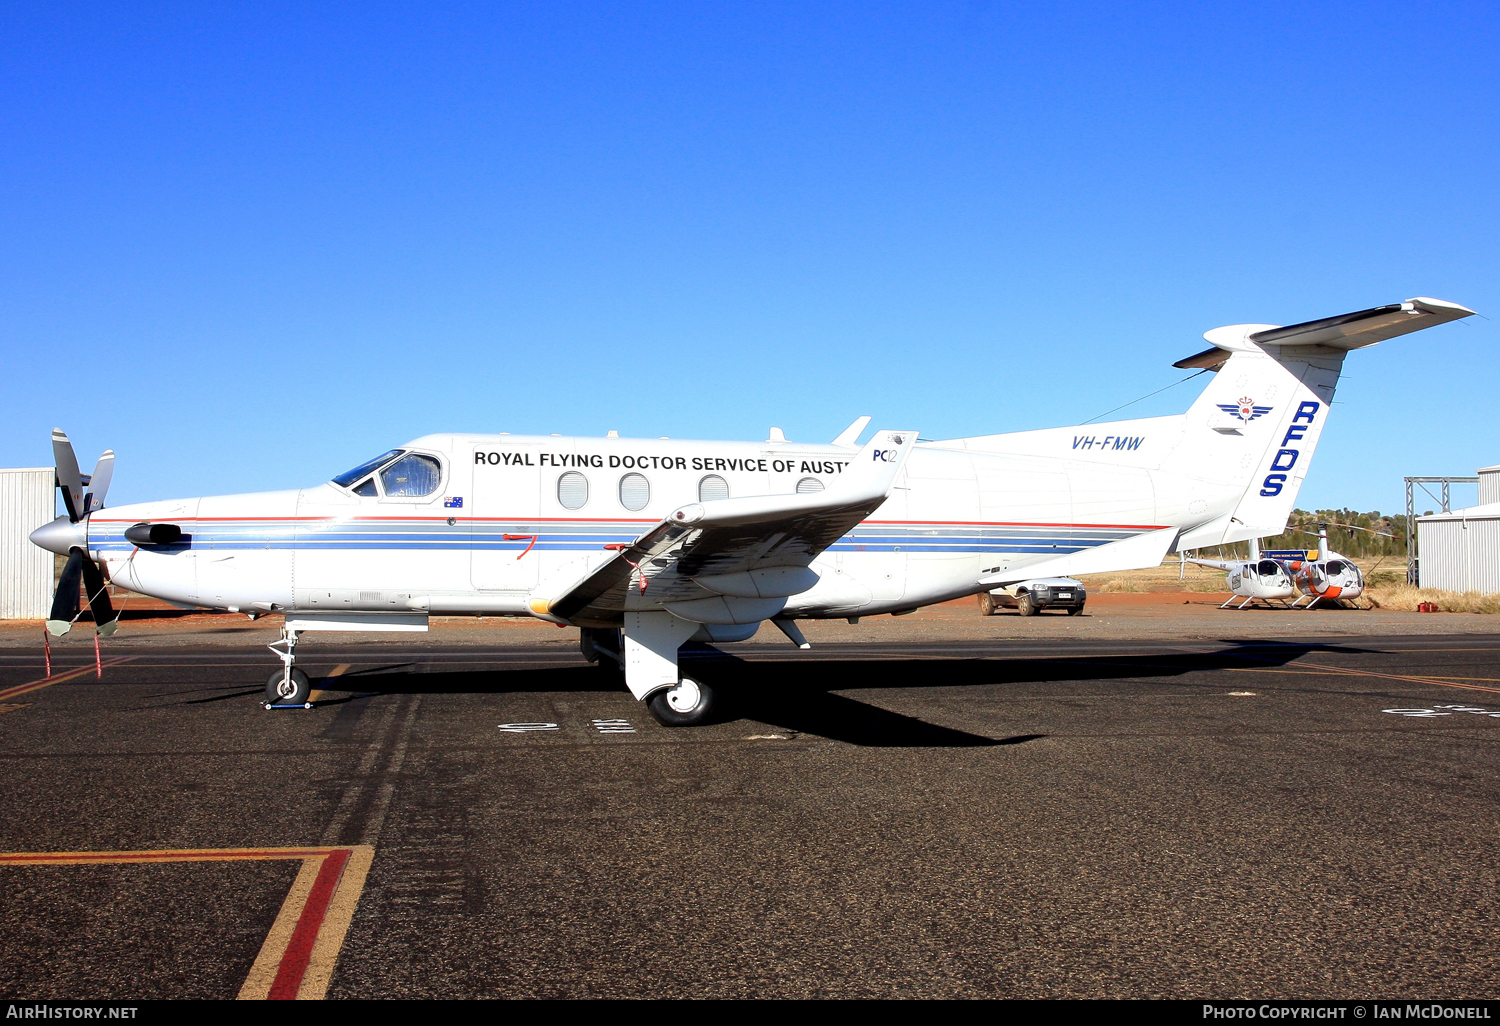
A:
[1257,560,1282,577]
[332,450,403,488]
[1325,560,1347,576]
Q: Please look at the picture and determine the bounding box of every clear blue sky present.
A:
[2,1,1495,516]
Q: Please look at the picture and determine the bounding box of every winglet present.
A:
[832,416,871,447]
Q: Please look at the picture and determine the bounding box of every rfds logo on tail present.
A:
[1218,397,1273,423]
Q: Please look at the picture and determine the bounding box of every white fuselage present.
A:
[84,337,1345,625]
[91,428,1215,623]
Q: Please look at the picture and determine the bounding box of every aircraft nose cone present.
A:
[30,516,86,556]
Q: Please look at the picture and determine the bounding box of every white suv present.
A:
[979,577,1087,617]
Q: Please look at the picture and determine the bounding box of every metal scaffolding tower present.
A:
[1405,476,1479,584]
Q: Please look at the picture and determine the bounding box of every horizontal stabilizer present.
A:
[979,526,1179,588]
[1174,297,1475,370]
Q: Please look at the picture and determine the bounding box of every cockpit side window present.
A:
[333,450,403,488]
[1257,560,1281,576]
[1325,560,1346,575]
[380,454,443,497]
[352,477,379,497]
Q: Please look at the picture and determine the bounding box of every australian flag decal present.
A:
[1217,396,1272,423]
[443,496,464,508]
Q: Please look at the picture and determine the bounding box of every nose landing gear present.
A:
[263,625,312,707]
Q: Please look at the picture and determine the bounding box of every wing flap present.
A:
[545,430,919,622]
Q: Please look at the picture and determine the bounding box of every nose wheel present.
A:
[264,624,312,706]
[647,677,715,727]
[265,667,311,705]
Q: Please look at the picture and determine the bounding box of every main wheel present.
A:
[1066,604,1084,616]
[646,677,715,727]
[1017,592,1038,617]
[978,592,997,616]
[265,668,311,705]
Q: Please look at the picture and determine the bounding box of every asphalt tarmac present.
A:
[2,632,1499,999]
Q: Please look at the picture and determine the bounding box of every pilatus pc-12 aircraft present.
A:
[31,297,1474,725]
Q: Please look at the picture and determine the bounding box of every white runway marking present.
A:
[1383,704,1500,718]
[498,722,560,732]
[592,718,636,734]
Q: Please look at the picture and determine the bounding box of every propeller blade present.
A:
[79,558,119,636]
[84,450,115,514]
[47,550,84,636]
[52,429,85,523]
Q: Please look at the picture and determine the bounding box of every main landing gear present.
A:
[582,614,718,727]
[264,625,312,706]
[646,677,716,727]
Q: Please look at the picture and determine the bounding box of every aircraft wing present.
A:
[544,430,919,623]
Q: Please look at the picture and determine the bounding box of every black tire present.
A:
[581,627,622,673]
[646,677,715,727]
[265,668,311,705]
[1017,592,1038,617]
[978,592,997,616]
[1066,604,1084,616]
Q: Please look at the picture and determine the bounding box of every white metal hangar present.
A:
[1416,464,1500,594]
[0,467,55,619]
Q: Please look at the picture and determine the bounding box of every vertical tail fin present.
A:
[1169,298,1474,549]
[1169,343,1344,547]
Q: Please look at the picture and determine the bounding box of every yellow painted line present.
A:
[238,856,324,999]
[0,704,31,715]
[0,657,134,703]
[307,664,353,705]
[1,845,375,1001]
[1231,664,1500,696]
[0,846,348,866]
[299,844,375,1000]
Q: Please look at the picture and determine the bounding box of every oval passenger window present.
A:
[379,454,442,497]
[557,472,588,510]
[796,477,824,494]
[698,475,729,502]
[619,473,650,511]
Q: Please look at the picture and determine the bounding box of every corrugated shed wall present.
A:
[1419,516,1500,594]
[1480,467,1499,506]
[0,468,55,619]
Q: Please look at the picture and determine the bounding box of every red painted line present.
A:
[864,519,1164,529]
[268,848,350,1000]
[0,848,335,865]
[96,514,1167,529]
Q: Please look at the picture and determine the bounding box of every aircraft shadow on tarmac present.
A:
[298,638,1378,749]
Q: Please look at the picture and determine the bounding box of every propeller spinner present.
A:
[31,429,119,638]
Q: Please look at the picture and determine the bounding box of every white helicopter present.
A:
[1184,538,1297,609]
[31,297,1473,725]
[1283,525,1367,608]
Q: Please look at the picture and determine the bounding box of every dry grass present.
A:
[1095,574,1222,594]
[1365,586,1500,614]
